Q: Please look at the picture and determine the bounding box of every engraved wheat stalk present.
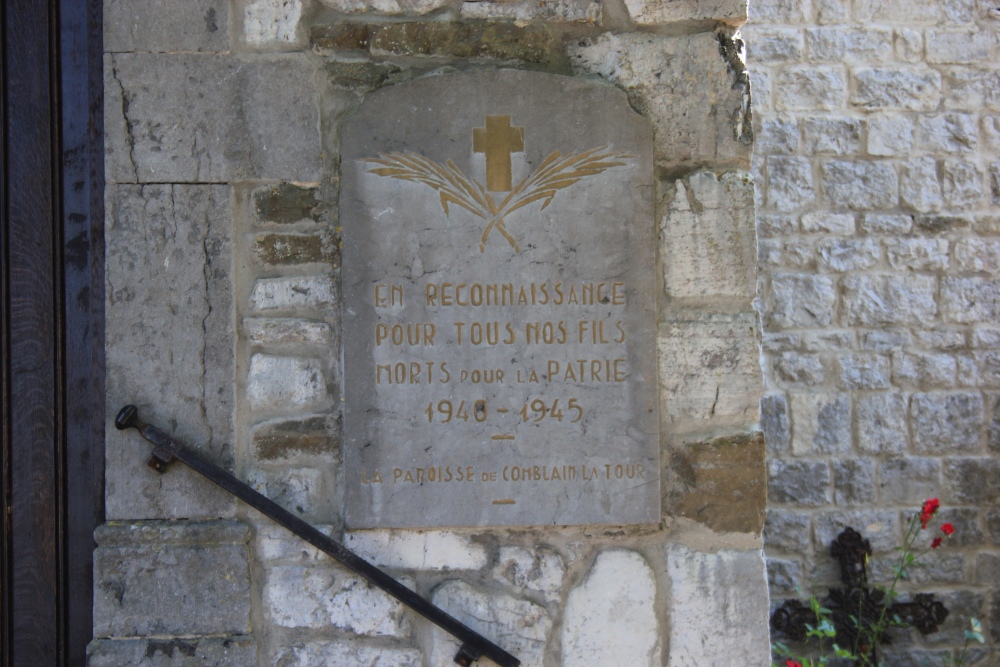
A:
[364,147,632,252]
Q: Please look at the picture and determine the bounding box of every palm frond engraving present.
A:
[363,147,632,252]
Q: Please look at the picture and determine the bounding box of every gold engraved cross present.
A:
[472,115,524,192]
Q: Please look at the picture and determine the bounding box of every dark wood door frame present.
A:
[1,0,105,664]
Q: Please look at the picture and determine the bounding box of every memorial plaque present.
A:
[341,70,659,528]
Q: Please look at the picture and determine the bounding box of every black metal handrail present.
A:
[115,405,520,667]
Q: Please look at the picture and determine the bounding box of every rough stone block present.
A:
[834,458,876,505]
[817,238,880,272]
[985,115,1000,153]
[254,183,322,224]
[838,353,891,389]
[911,392,984,453]
[105,185,234,519]
[915,215,972,235]
[320,0,450,14]
[806,27,893,63]
[757,213,798,236]
[801,115,862,155]
[766,273,836,328]
[814,0,849,22]
[745,27,804,63]
[862,213,912,234]
[978,553,1000,587]
[814,509,900,552]
[934,508,985,547]
[892,351,957,387]
[105,54,320,183]
[104,0,228,52]
[93,521,251,637]
[791,393,851,455]
[756,116,799,154]
[766,156,815,211]
[748,0,806,22]
[774,352,825,385]
[492,546,565,601]
[624,0,747,25]
[252,231,339,267]
[87,637,255,667]
[461,0,600,21]
[661,171,756,301]
[941,278,1000,323]
[249,275,337,312]
[255,522,336,564]
[944,458,1000,505]
[761,392,791,455]
[342,531,489,570]
[243,0,304,47]
[851,67,942,110]
[658,312,762,429]
[767,558,802,593]
[251,415,338,461]
[926,29,997,64]
[942,158,984,209]
[568,32,751,169]
[879,457,942,503]
[668,432,766,533]
[244,318,333,347]
[943,67,1000,111]
[368,22,562,66]
[750,68,774,113]
[247,354,327,411]
[823,160,899,210]
[894,28,925,63]
[764,509,812,552]
[855,0,961,23]
[432,581,552,667]
[272,642,422,667]
[801,212,854,234]
[564,551,660,667]
[868,114,914,156]
[247,467,323,516]
[326,60,403,92]
[768,459,830,506]
[915,113,978,152]
[774,66,846,111]
[855,393,909,454]
[901,157,943,212]
[917,329,968,351]
[885,238,949,271]
[843,274,937,326]
[666,545,769,667]
[265,565,411,635]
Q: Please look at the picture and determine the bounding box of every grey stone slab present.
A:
[93,520,251,637]
[104,0,229,53]
[105,184,235,519]
[88,637,255,666]
[340,70,658,528]
[105,54,321,183]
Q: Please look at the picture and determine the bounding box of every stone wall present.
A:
[744,0,1000,662]
[96,0,768,666]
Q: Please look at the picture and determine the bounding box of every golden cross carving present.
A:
[472,115,524,192]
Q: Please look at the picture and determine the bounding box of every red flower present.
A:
[786,661,803,667]
[941,522,955,536]
[920,498,940,528]
[931,537,943,549]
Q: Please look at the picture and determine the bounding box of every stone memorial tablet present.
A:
[341,70,658,528]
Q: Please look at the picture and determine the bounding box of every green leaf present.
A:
[833,644,856,659]
[970,618,982,634]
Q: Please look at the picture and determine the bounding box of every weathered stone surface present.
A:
[249,275,336,312]
[774,66,846,110]
[879,457,941,503]
[745,27,804,63]
[756,116,799,154]
[806,27,893,63]
[761,392,791,454]
[885,238,949,271]
[94,521,251,637]
[748,0,807,22]
[244,318,333,347]
[251,415,338,460]
[273,641,422,667]
[265,566,410,635]
[915,113,978,152]
[492,546,565,601]
[247,354,327,411]
[894,27,924,63]
[791,393,850,455]
[243,0,304,46]
[863,213,912,234]
[838,352,891,389]
[666,545,769,667]
[563,551,660,667]
[911,392,984,453]
[942,67,1000,111]
[767,156,816,211]
[342,531,489,570]
[775,352,825,385]
[901,157,944,212]
[462,0,600,22]
[320,0,450,14]
[661,170,756,301]
[843,274,937,326]
[892,351,957,387]
[801,212,854,234]
[855,392,908,454]
[256,522,336,563]
[569,32,751,169]
[88,637,255,667]
[833,458,876,504]
[823,160,899,209]
[941,278,1000,323]
[944,458,1000,505]
[623,0,747,25]
[254,183,322,224]
[247,467,323,516]
[801,115,863,154]
[658,311,762,428]
[926,28,996,64]
[106,185,234,519]
[668,432,766,533]
[851,67,942,110]
[105,54,321,183]
[104,0,228,52]
[942,158,984,209]
[431,581,552,667]
[368,22,563,66]
[768,459,830,506]
[817,238,880,272]
[252,231,339,267]
[815,509,900,552]
[326,60,403,92]
[766,273,836,328]
[767,558,802,593]
[764,509,812,552]
[868,114,914,156]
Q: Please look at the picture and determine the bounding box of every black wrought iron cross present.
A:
[771,527,949,665]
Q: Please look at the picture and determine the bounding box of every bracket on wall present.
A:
[770,527,949,666]
[115,404,521,667]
